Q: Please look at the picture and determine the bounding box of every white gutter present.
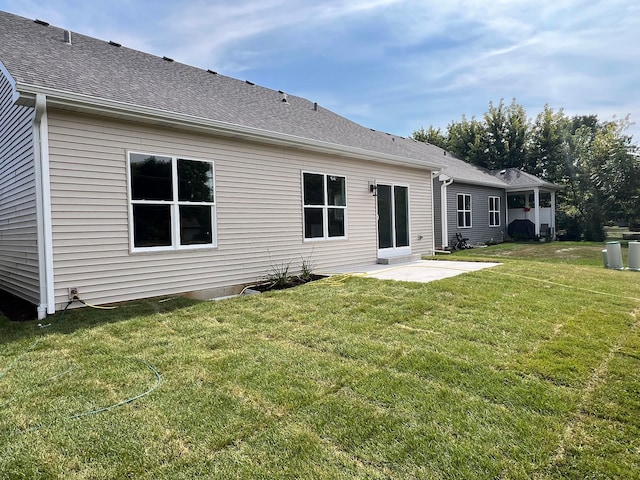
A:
[33,93,55,318]
[16,84,441,172]
[438,174,453,248]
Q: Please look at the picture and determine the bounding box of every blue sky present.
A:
[2,0,639,141]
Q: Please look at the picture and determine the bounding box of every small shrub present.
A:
[299,256,316,282]
[265,261,292,288]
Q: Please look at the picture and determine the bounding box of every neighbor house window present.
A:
[303,172,346,239]
[489,196,501,227]
[457,193,472,228]
[128,152,216,251]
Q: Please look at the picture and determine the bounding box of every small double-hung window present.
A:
[128,152,216,251]
[457,193,472,228]
[303,172,347,239]
[488,196,501,227]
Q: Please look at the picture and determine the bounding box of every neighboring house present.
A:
[0,11,444,318]
[432,153,561,249]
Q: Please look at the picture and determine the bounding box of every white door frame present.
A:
[376,183,411,258]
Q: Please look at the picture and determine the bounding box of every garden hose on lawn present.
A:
[1,298,164,434]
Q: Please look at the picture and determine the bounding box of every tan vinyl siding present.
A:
[47,110,433,309]
[0,69,38,303]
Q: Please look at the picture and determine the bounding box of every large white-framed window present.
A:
[128,152,216,252]
[488,196,501,227]
[457,193,472,228]
[302,171,347,240]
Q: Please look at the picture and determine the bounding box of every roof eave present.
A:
[16,84,439,171]
[503,184,563,192]
[440,176,508,188]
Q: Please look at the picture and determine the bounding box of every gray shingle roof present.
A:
[0,10,560,191]
[490,168,561,190]
[0,10,448,168]
[434,153,508,187]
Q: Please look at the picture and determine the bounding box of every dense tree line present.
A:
[413,99,640,241]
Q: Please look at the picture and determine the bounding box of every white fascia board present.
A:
[451,178,509,189]
[16,84,440,171]
[0,60,19,103]
[503,185,562,193]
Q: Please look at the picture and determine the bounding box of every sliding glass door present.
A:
[377,184,410,257]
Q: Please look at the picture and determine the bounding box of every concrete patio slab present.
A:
[320,260,501,283]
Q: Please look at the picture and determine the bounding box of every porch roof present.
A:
[492,168,561,191]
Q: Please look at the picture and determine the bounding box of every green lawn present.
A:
[1,242,639,479]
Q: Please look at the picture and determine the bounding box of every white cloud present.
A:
[1,0,638,139]
[163,0,403,69]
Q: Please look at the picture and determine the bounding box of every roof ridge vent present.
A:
[34,19,49,26]
[63,30,72,44]
[109,40,121,47]
[207,69,218,75]
[163,56,174,62]
[245,80,255,85]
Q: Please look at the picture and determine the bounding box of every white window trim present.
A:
[301,171,348,241]
[457,193,472,228]
[489,196,501,227]
[127,151,217,253]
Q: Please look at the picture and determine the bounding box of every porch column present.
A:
[534,187,540,236]
[504,193,509,231]
[550,191,556,239]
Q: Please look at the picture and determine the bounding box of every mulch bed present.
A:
[249,274,326,293]
[0,289,36,322]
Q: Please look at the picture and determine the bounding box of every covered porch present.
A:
[506,188,557,240]
[492,169,561,241]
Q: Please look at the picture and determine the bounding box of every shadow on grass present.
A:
[0,290,202,346]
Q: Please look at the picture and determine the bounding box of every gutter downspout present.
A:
[439,174,453,248]
[33,93,55,319]
[430,171,440,255]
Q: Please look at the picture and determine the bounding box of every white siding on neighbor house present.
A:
[0,69,38,303]
[46,110,433,309]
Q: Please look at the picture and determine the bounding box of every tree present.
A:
[412,126,448,149]
[483,99,528,169]
[446,115,487,166]
[527,105,569,180]
[587,117,640,230]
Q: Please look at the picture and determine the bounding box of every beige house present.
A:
[0,11,445,318]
